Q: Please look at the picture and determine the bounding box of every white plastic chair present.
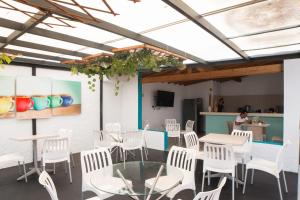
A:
[0,153,27,182]
[120,132,144,168]
[184,131,204,160]
[81,148,131,200]
[165,119,177,126]
[39,171,59,200]
[231,130,253,180]
[142,124,150,160]
[243,141,290,200]
[93,130,116,150]
[166,123,181,146]
[57,128,75,168]
[39,171,99,200]
[202,143,236,200]
[185,120,195,132]
[42,138,72,183]
[193,177,227,200]
[145,146,197,199]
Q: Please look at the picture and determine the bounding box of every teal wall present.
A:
[204,115,283,145]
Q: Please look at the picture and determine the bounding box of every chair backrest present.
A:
[43,138,70,158]
[185,120,195,131]
[276,140,291,170]
[226,121,234,134]
[165,119,176,126]
[184,131,199,151]
[166,146,196,180]
[231,130,253,150]
[122,133,143,149]
[81,148,113,191]
[39,171,58,200]
[193,177,227,200]
[166,123,180,137]
[57,128,72,139]
[93,130,112,148]
[203,143,235,172]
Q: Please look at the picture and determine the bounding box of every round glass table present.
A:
[90,161,183,199]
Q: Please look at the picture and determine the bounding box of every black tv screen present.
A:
[156,90,174,107]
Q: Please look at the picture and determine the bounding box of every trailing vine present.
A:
[0,53,15,68]
[69,48,184,95]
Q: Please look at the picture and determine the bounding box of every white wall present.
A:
[142,83,185,130]
[103,77,138,131]
[283,59,300,173]
[0,65,100,168]
[217,73,283,96]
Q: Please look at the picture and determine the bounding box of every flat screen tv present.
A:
[156,90,174,107]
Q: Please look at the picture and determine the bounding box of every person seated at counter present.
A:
[234,111,250,130]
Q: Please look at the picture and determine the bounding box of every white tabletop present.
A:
[10,134,58,141]
[199,133,248,146]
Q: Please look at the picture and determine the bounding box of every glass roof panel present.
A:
[77,48,106,55]
[77,0,186,33]
[18,55,61,63]
[37,20,122,45]
[0,1,38,23]
[18,33,89,50]
[0,27,14,37]
[182,0,251,15]
[247,44,300,57]
[231,28,300,51]
[205,0,300,37]
[145,21,240,61]
[6,45,82,60]
[106,38,142,48]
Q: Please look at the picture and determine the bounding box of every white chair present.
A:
[185,120,195,132]
[119,132,144,168]
[0,153,27,182]
[57,128,75,168]
[39,171,99,200]
[81,148,131,200]
[193,177,227,200]
[231,130,253,180]
[42,138,72,183]
[243,141,290,200]
[142,124,150,160]
[145,146,197,199]
[166,123,181,146]
[184,131,204,160]
[93,130,116,150]
[39,171,59,200]
[165,119,176,126]
[201,143,236,200]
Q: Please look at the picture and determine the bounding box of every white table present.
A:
[199,133,248,146]
[10,134,58,180]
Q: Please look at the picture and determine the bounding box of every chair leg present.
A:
[201,171,206,192]
[232,173,235,200]
[140,148,144,165]
[68,161,72,183]
[235,165,239,189]
[64,161,67,174]
[22,161,27,183]
[53,163,56,174]
[123,150,126,169]
[242,159,245,181]
[193,190,196,197]
[251,169,254,184]
[71,153,75,168]
[282,171,288,193]
[243,169,248,194]
[208,171,211,186]
[277,177,283,200]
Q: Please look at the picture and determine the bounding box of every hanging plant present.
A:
[0,53,16,68]
[68,48,184,95]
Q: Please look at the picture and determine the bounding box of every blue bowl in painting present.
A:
[61,95,73,107]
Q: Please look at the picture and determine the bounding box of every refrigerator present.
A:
[182,98,203,135]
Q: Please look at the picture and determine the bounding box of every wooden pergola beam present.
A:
[142,64,283,84]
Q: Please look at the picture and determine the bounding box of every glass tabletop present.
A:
[90,161,183,197]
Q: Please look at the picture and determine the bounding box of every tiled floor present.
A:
[0,149,298,200]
